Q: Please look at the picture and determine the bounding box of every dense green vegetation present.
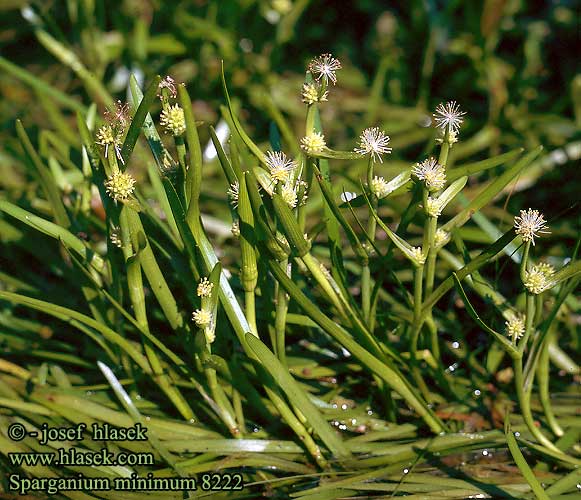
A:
[0,1,579,498]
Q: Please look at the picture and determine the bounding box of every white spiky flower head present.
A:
[523,263,555,295]
[281,183,298,208]
[227,181,240,207]
[505,316,525,341]
[514,209,550,246]
[300,132,326,154]
[197,277,214,298]
[160,103,186,136]
[354,127,392,163]
[308,53,342,85]
[371,176,389,199]
[433,101,466,134]
[105,171,136,201]
[265,151,296,184]
[192,308,212,328]
[412,157,447,191]
[301,82,328,105]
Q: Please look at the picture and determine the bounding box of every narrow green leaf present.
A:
[448,148,524,181]
[505,416,551,500]
[0,200,104,273]
[0,56,86,114]
[267,261,444,434]
[220,62,267,167]
[313,165,368,263]
[246,333,351,459]
[178,84,204,222]
[422,230,517,315]
[309,148,364,160]
[0,291,151,374]
[272,194,310,257]
[98,361,178,470]
[121,75,161,162]
[452,273,519,357]
[442,146,542,233]
[209,125,237,185]
[16,120,70,227]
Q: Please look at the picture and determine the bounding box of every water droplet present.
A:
[145,416,151,422]
[332,404,338,409]
[188,418,195,424]
[367,410,373,416]
[135,394,142,400]
[576,483,581,491]
[452,341,460,349]
[339,424,347,431]
[482,450,489,456]
[514,431,520,437]
[252,426,260,433]
[473,389,481,397]
[341,404,348,410]
[351,419,357,425]
[403,468,409,474]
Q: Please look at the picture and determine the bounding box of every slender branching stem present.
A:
[274,259,290,367]
[362,157,377,326]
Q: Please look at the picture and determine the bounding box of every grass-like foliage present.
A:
[0,5,579,498]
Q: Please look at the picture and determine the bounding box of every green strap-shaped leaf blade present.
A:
[245,332,351,459]
[505,416,551,500]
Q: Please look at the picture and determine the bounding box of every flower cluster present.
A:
[300,132,326,154]
[523,263,555,295]
[227,181,240,208]
[160,103,186,136]
[96,100,130,164]
[354,127,392,163]
[265,151,296,184]
[192,309,212,328]
[514,208,550,246]
[197,277,214,298]
[433,101,466,134]
[301,82,328,105]
[308,53,342,85]
[412,158,447,191]
[105,171,136,201]
[505,316,525,341]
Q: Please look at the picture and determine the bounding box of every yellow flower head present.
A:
[105,171,136,201]
[300,132,326,155]
[160,104,186,136]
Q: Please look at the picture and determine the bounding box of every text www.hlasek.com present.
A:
[9,447,154,467]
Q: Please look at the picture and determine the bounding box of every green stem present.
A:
[204,363,240,437]
[302,253,347,318]
[513,357,562,453]
[274,259,290,367]
[424,216,438,296]
[536,327,564,437]
[264,385,327,469]
[410,265,431,399]
[411,265,425,361]
[244,290,258,336]
[362,157,377,326]
[520,241,531,282]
